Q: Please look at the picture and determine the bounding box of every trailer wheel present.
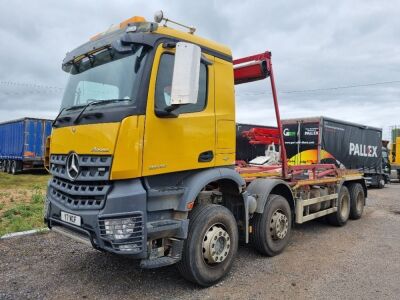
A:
[177,204,238,287]
[349,183,365,220]
[251,194,292,257]
[6,160,12,173]
[11,161,17,175]
[377,176,385,189]
[327,185,350,226]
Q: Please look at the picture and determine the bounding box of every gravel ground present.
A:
[1,184,399,300]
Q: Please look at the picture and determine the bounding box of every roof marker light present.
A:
[120,16,146,29]
[90,16,146,41]
[126,25,137,33]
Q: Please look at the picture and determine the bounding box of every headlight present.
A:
[99,213,144,253]
[103,217,140,240]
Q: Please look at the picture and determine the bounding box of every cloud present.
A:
[0,0,398,139]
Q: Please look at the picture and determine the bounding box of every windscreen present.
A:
[61,45,147,110]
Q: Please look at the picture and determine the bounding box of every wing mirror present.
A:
[170,42,201,106]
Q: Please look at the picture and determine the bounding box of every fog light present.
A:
[118,244,139,252]
[103,217,139,240]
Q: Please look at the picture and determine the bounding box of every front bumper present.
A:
[45,178,189,261]
[46,179,148,259]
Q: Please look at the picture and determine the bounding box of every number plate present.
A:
[61,211,81,226]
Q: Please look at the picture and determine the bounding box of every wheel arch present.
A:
[179,167,246,211]
[247,178,294,214]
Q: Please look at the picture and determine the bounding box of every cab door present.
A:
[142,44,215,176]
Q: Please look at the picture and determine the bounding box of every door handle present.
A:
[198,151,214,162]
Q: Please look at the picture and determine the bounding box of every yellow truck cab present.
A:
[389,136,400,179]
[45,12,367,286]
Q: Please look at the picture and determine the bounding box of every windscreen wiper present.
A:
[73,99,130,124]
[52,108,66,127]
[52,106,81,127]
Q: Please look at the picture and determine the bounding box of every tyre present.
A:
[251,194,292,257]
[3,160,8,173]
[327,185,350,226]
[11,160,17,175]
[177,204,238,287]
[0,160,3,172]
[349,183,365,220]
[6,160,12,173]
[377,176,385,189]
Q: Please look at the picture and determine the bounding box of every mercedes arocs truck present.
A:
[44,11,367,286]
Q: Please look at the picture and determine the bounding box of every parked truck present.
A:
[389,127,400,180]
[281,117,389,188]
[44,11,367,286]
[0,118,52,174]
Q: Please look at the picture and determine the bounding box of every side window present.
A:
[155,53,207,114]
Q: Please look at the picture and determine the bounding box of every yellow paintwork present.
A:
[142,45,216,176]
[110,116,145,180]
[389,137,400,166]
[51,23,238,180]
[155,26,231,59]
[51,122,119,154]
[214,57,236,166]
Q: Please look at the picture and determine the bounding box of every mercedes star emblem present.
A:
[66,152,80,181]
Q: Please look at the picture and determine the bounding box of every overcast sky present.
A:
[0,0,399,138]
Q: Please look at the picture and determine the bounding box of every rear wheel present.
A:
[349,183,365,220]
[6,160,12,173]
[251,194,292,256]
[327,185,350,226]
[377,176,385,189]
[11,160,17,175]
[177,204,238,287]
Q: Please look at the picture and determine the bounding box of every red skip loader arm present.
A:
[233,51,288,178]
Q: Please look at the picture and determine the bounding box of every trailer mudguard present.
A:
[179,167,246,211]
[247,178,294,213]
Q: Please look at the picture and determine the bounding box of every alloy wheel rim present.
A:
[270,209,289,240]
[202,223,231,264]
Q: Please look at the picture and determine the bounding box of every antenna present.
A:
[154,10,196,34]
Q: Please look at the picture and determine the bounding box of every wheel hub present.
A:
[270,210,288,240]
[202,224,231,264]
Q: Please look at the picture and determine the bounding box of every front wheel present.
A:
[177,204,238,287]
[251,194,292,257]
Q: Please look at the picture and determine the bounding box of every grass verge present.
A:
[0,173,50,236]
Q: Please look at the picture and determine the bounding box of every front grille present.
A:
[49,154,112,210]
[98,213,144,253]
[50,154,112,181]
